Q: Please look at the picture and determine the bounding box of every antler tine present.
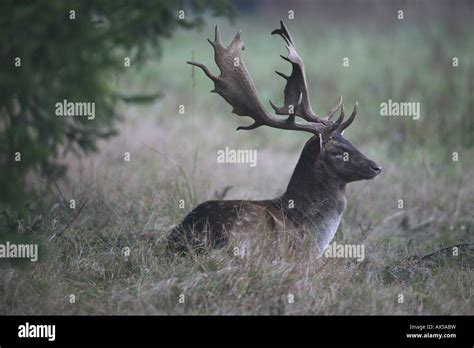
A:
[271,20,293,45]
[207,25,223,49]
[275,70,289,80]
[324,95,343,120]
[215,25,222,44]
[323,103,345,134]
[338,102,358,132]
[186,60,218,83]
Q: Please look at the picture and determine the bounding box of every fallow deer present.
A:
[167,21,381,256]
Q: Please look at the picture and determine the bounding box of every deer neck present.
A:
[280,155,347,230]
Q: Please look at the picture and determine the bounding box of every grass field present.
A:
[1,12,473,315]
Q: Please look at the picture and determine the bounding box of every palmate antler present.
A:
[187,21,357,139]
[269,21,341,123]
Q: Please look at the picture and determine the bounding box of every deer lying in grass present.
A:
[167,21,381,256]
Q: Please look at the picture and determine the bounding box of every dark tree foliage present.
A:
[0,0,236,216]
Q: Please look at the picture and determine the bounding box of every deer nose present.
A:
[371,164,382,174]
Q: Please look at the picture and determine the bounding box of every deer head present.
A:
[294,130,382,188]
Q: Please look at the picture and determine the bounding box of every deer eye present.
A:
[330,152,343,159]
